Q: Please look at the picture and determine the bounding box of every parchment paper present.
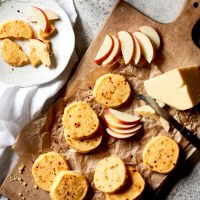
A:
[13,58,200,199]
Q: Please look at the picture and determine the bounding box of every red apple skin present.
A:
[106,128,140,139]
[108,124,142,134]
[104,109,141,125]
[102,35,121,65]
[95,35,114,65]
[104,114,139,130]
[30,38,45,43]
[32,6,51,33]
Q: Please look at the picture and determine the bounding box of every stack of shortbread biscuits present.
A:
[62,101,103,153]
[32,151,88,200]
[94,157,145,200]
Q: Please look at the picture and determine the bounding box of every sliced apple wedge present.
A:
[109,124,142,134]
[139,26,160,49]
[105,108,141,125]
[104,114,138,129]
[29,39,51,67]
[118,31,134,65]
[106,128,138,139]
[95,35,114,65]
[31,6,51,33]
[102,35,121,65]
[132,35,142,64]
[43,9,59,20]
[30,9,59,22]
[133,32,155,64]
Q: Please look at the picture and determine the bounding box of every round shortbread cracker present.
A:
[50,170,88,200]
[64,124,104,153]
[32,152,70,191]
[106,166,145,200]
[94,157,127,193]
[143,135,179,174]
[93,73,131,108]
[62,101,99,140]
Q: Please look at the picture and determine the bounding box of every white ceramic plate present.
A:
[0,0,75,87]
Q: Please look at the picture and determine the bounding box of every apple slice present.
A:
[95,35,114,65]
[106,128,138,139]
[105,108,141,125]
[31,6,51,33]
[133,32,155,64]
[29,39,51,67]
[132,35,142,64]
[118,31,134,64]
[104,114,138,129]
[30,9,59,22]
[102,35,121,65]
[109,124,142,134]
[139,26,160,49]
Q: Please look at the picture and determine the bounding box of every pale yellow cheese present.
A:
[159,117,170,132]
[144,66,200,110]
[134,100,165,120]
[134,103,170,132]
[134,105,158,120]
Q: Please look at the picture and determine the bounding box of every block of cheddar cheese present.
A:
[144,66,200,110]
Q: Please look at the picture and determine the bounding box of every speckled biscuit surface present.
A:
[32,152,70,191]
[106,166,145,200]
[0,20,33,39]
[143,135,179,174]
[62,101,99,139]
[94,157,127,193]
[50,170,88,200]
[64,124,103,153]
[93,73,131,108]
[29,48,41,67]
[1,38,28,67]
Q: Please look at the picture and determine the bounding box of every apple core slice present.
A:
[132,35,142,64]
[95,35,114,65]
[109,124,142,134]
[106,128,138,139]
[106,108,141,125]
[104,114,138,129]
[133,32,155,64]
[118,31,134,65]
[139,26,160,49]
[102,35,121,65]
[31,6,51,33]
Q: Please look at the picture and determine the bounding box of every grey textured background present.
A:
[73,0,200,199]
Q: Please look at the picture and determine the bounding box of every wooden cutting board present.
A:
[1,0,200,199]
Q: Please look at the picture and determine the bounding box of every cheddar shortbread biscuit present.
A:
[39,24,56,39]
[29,48,41,67]
[64,124,103,153]
[143,135,179,174]
[1,38,28,67]
[62,101,99,140]
[106,166,145,200]
[94,157,127,193]
[32,152,70,191]
[0,20,33,39]
[93,73,131,108]
[50,170,88,200]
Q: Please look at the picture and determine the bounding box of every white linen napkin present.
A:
[0,0,78,195]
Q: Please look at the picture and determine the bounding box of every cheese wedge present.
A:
[144,66,200,110]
